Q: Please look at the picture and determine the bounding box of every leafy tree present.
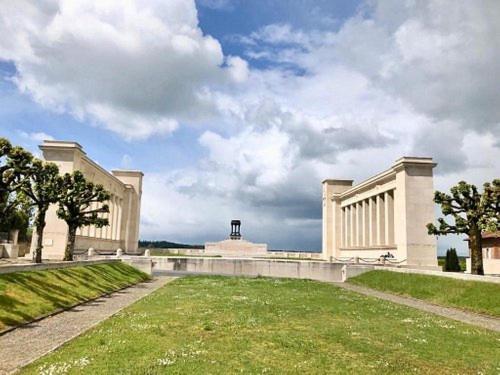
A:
[444,248,461,272]
[0,194,32,242]
[427,180,499,275]
[57,171,110,261]
[21,160,62,263]
[0,138,33,228]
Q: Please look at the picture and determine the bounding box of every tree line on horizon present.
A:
[138,240,204,249]
[0,137,110,262]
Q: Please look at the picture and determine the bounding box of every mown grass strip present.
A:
[0,262,149,331]
[21,276,500,374]
[350,270,500,317]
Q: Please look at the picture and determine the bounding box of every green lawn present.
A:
[22,276,500,374]
[350,270,500,317]
[0,262,149,331]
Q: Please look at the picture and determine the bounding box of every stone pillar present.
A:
[350,204,355,247]
[356,202,363,247]
[112,170,143,254]
[345,206,350,248]
[393,157,437,267]
[384,190,395,245]
[321,180,353,259]
[112,197,117,241]
[376,194,385,245]
[362,199,369,247]
[340,208,345,248]
[369,196,376,246]
[116,198,122,241]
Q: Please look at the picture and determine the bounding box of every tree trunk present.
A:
[469,224,484,275]
[33,207,47,264]
[63,225,77,261]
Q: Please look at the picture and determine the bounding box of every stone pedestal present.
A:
[204,239,268,257]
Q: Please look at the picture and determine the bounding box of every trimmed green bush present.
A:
[444,248,461,272]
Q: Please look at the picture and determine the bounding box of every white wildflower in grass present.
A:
[157,357,176,366]
[232,295,249,301]
[73,357,91,368]
[38,362,72,375]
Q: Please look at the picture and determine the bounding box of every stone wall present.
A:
[147,256,374,282]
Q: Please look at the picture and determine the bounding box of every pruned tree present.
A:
[427,180,499,275]
[21,160,62,263]
[0,138,33,228]
[57,171,111,261]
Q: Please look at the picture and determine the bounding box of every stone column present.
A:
[384,190,395,245]
[345,206,350,248]
[369,196,376,246]
[350,204,355,247]
[362,199,369,247]
[340,208,345,248]
[357,202,363,247]
[393,157,437,266]
[113,196,119,240]
[116,198,122,241]
[376,194,385,245]
[108,197,115,240]
[321,182,348,258]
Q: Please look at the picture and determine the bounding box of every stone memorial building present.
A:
[322,157,438,268]
[30,140,143,259]
[205,220,268,257]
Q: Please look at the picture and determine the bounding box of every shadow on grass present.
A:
[0,263,149,330]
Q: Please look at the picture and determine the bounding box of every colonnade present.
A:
[77,195,123,241]
[341,189,395,248]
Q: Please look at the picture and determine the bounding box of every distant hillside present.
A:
[138,240,204,249]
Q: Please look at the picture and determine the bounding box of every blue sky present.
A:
[0,1,498,253]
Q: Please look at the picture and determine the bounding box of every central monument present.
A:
[205,220,268,257]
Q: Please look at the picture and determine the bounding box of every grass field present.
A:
[0,262,149,331]
[350,270,500,317]
[22,276,500,374]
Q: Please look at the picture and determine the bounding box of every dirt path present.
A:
[338,282,500,332]
[0,276,176,375]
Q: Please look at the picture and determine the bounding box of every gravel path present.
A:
[338,282,500,332]
[0,276,176,375]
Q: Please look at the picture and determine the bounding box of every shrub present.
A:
[444,248,461,272]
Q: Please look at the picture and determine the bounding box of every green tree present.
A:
[427,180,499,275]
[0,138,33,228]
[57,171,110,261]
[21,160,62,263]
[444,248,461,272]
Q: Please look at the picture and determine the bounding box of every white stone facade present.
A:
[322,157,438,268]
[30,141,143,259]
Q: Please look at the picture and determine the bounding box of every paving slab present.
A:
[338,282,500,332]
[0,276,176,375]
